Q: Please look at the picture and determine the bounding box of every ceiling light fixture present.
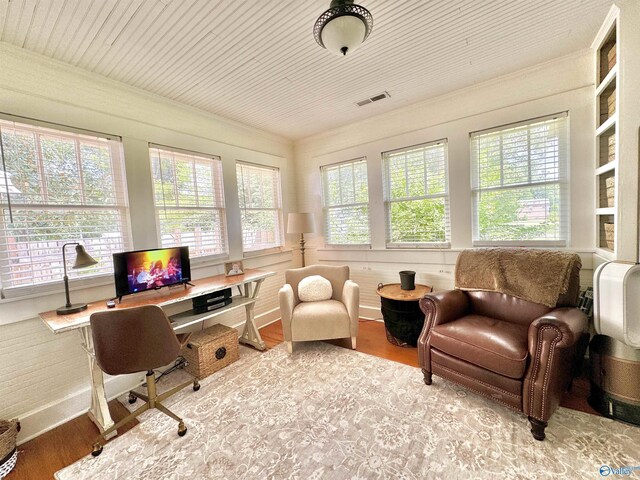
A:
[313,0,373,57]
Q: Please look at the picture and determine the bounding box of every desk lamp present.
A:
[56,243,98,315]
[287,213,315,267]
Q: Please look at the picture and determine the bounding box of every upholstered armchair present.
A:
[418,249,588,440]
[279,265,359,354]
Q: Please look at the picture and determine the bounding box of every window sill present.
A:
[320,244,372,250]
[189,253,229,267]
[472,241,567,248]
[242,246,286,258]
[386,242,451,250]
[0,274,115,302]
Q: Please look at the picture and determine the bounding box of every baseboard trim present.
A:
[359,304,383,321]
[16,372,144,445]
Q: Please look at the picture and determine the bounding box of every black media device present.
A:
[192,288,232,314]
[112,246,192,300]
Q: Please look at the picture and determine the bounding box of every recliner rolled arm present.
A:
[419,290,470,329]
[528,308,588,349]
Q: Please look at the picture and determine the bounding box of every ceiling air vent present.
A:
[356,91,390,107]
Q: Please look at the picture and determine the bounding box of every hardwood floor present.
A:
[7,319,598,480]
[7,400,137,480]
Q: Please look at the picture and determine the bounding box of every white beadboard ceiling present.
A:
[0,0,612,140]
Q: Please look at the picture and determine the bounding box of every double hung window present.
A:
[0,118,130,295]
[471,113,568,245]
[150,146,227,258]
[321,158,370,245]
[236,162,283,253]
[382,140,450,247]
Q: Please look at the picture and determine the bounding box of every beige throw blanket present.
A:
[455,248,581,308]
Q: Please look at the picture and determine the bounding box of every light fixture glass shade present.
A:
[314,0,373,57]
[72,244,98,269]
[287,213,316,234]
[321,15,366,56]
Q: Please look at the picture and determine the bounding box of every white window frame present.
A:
[320,157,371,247]
[382,139,451,249]
[149,144,228,260]
[236,161,284,255]
[0,116,131,298]
[470,112,569,247]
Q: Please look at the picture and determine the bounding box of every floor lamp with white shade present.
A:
[287,213,315,267]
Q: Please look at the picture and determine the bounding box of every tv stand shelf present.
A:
[170,296,256,330]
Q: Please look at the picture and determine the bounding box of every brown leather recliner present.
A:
[418,258,587,441]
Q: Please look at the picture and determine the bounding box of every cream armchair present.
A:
[279,265,359,354]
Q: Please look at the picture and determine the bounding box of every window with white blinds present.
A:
[0,118,131,294]
[321,158,370,245]
[471,113,568,245]
[236,162,283,253]
[150,146,227,258]
[382,140,450,247]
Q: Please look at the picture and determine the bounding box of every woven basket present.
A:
[605,176,615,207]
[604,223,615,250]
[181,324,239,380]
[0,420,19,479]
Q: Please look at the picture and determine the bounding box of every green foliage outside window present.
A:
[0,121,128,287]
[473,120,564,242]
[237,163,282,251]
[150,149,226,256]
[322,159,370,245]
[384,143,449,245]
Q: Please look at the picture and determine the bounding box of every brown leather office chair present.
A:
[418,249,588,440]
[89,305,200,456]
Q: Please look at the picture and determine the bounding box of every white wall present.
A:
[0,43,298,443]
[294,50,596,319]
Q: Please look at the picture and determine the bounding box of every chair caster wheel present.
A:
[178,421,187,437]
[193,380,200,391]
[91,443,103,457]
[128,392,137,404]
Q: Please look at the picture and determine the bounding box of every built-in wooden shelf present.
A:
[594,14,618,259]
[596,207,615,216]
[595,161,616,176]
[596,114,617,137]
[596,64,617,96]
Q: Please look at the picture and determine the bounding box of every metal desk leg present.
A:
[239,279,267,351]
[79,326,116,438]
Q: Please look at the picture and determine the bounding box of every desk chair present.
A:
[89,305,200,457]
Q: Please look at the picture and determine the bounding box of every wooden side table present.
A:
[376,283,433,347]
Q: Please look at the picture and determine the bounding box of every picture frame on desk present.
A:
[225,261,244,276]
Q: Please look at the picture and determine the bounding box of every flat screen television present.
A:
[113,246,191,300]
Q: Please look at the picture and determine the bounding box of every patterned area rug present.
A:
[56,342,640,479]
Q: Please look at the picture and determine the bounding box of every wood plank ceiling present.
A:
[0,0,612,140]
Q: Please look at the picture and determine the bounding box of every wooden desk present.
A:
[39,269,275,435]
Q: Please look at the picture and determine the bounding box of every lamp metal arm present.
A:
[62,242,79,308]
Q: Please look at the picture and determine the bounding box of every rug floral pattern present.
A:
[56,342,640,479]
